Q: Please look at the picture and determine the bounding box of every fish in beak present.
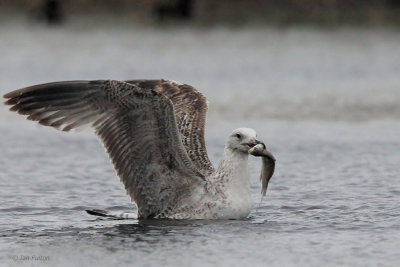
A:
[248,142,276,197]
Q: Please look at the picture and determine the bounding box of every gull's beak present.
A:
[247,140,265,148]
[249,141,275,162]
[255,140,265,148]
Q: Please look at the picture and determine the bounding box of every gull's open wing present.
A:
[4,80,205,218]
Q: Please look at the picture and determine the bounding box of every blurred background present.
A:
[1,0,400,122]
[2,0,400,25]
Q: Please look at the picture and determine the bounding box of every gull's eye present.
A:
[236,134,241,139]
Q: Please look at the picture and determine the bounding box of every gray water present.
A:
[0,21,400,266]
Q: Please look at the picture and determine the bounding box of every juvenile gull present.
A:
[3,79,276,220]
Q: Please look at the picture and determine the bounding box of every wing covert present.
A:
[125,79,214,176]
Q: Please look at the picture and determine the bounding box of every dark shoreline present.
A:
[1,0,400,27]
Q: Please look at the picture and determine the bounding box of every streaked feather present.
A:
[3,79,206,219]
[125,79,214,176]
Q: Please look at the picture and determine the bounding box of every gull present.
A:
[3,79,276,220]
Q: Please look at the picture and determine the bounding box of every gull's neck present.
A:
[215,147,250,192]
[211,146,252,218]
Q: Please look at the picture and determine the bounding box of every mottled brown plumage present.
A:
[3,79,208,219]
[125,79,214,176]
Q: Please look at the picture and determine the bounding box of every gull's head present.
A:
[227,128,262,153]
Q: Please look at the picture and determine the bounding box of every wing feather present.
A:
[4,80,205,218]
[125,79,214,176]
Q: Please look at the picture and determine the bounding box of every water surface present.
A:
[0,23,399,266]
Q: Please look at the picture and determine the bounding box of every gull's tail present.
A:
[86,209,137,219]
